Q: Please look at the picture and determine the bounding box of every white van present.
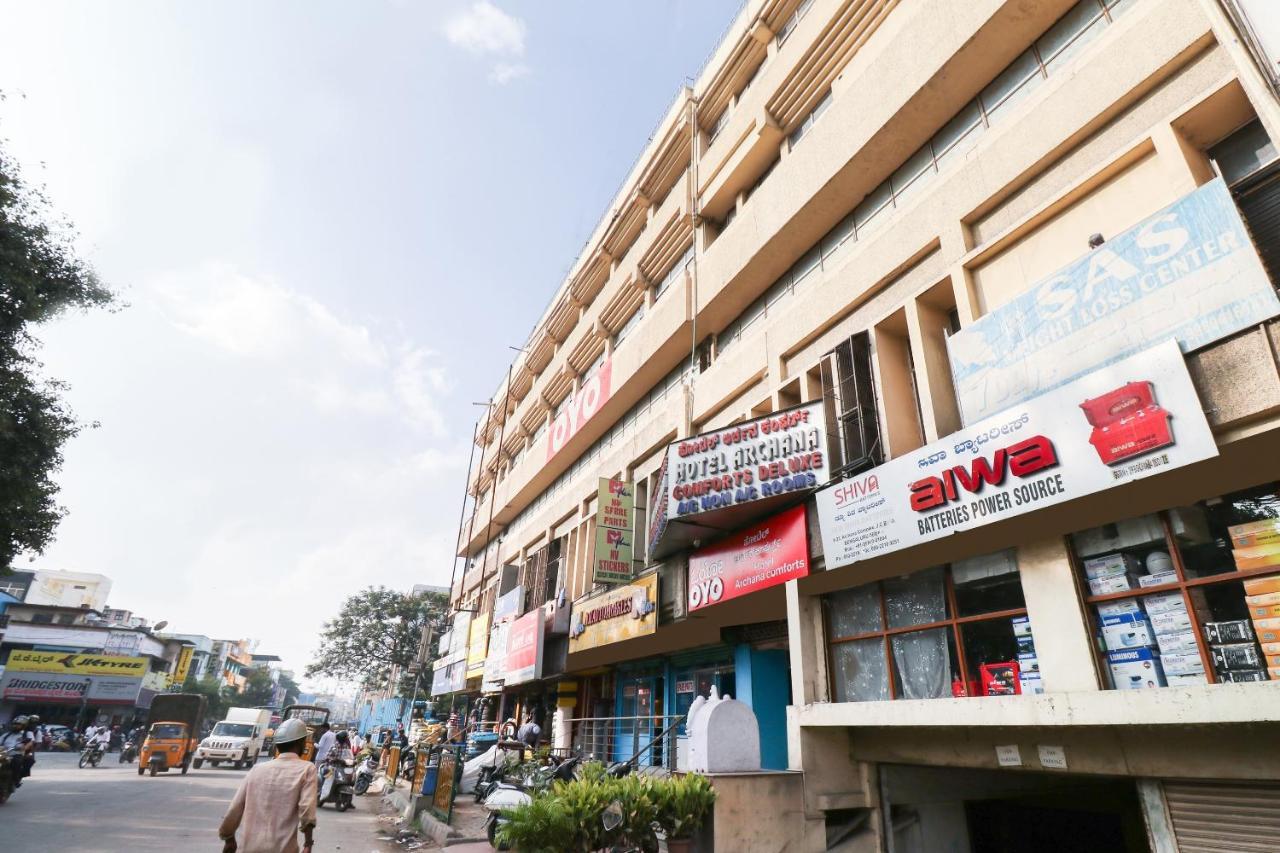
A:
[193,707,272,769]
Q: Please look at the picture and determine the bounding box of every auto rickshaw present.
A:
[139,693,207,777]
[279,704,330,762]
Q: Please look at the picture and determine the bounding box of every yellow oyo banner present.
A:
[466,612,490,679]
[169,645,195,687]
[6,650,149,677]
[568,572,658,654]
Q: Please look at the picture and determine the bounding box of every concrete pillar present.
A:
[1017,536,1101,693]
[1137,779,1179,853]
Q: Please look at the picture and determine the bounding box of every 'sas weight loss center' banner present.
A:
[947,179,1280,425]
[816,341,1217,570]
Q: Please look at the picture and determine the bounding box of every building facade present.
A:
[444,1,1280,850]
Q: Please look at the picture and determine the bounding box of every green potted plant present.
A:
[652,773,716,852]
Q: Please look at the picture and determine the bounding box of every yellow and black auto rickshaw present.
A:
[139,693,207,777]
[279,704,330,761]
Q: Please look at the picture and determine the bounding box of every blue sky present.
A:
[0,0,742,684]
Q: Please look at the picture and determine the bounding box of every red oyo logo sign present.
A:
[546,359,612,461]
[687,505,809,611]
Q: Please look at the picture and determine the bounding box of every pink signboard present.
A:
[546,359,613,461]
[687,504,810,612]
[504,610,544,685]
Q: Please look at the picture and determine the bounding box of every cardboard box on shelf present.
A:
[1270,667,1280,681]
[1267,653,1280,668]
[1165,672,1208,687]
[1253,616,1280,644]
[1155,630,1200,656]
[1245,591,1280,607]
[1229,520,1280,549]
[1219,669,1270,683]
[1138,571,1179,589]
[1142,591,1187,616]
[1096,599,1145,619]
[1083,554,1142,579]
[1016,652,1040,673]
[1101,613,1156,652]
[1012,615,1033,637]
[1249,603,1280,620]
[1210,643,1265,671]
[1107,647,1165,689]
[1090,573,1140,596]
[1263,641,1280,655]
[1242,575,1280,596]
[1162,651,1206,676]
[1151,609,1193,636]
[1019,675,1044,695]
[1203,620,1256,644]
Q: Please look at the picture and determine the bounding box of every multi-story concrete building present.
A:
[444,1,1280,849]
[21,569,112,611]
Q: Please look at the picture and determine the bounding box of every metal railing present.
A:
[566,715,685,774]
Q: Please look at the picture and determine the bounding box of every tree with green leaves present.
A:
[0,101,115,572]
[183,673,232,725]
[239,667,278,707]
[306,586,448,694]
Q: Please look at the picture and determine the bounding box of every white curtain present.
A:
[884,568,951,699]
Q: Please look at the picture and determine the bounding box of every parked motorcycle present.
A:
[78,743,104,769]
[318,755,356,812]
[483,756,582,848]
[119,738,138,764]
[353,753,378,796]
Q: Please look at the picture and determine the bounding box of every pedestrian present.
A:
[396,722,408,750]
[516,711,541,749]
[218,717,316,853]
[312,722,334,766]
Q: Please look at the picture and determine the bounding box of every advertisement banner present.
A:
[648,456,669,557]
[597,478,634,530]
[816,341,1218,570]
[948,178,1280,425]
[546,359,612,461]
[687,505,810,612]
[465,612,490,679]
[103,630,142,657]
[430,666,450,697]
[481,622,509,693]
[169,645,195,688]
[666,401,828,524]
[5,650,149,677]
[504,610,544,686]
[593,525,634,584]
[0,672,143,704]
[493,585,524,624]
[568,573,658,653]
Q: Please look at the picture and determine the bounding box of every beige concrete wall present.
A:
[706,771,826,853]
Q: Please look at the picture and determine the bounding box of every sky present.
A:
[0,0,743,688]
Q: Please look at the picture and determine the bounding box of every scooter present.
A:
[483,756,582,848]
[318,755,356,812]
[353,753,378,796]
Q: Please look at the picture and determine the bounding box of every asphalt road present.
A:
[2,750,403,852]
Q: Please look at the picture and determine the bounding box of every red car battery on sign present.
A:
[1079,381,1174,466]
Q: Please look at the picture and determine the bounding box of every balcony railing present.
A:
[566,714,685,774]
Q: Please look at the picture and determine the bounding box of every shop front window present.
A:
[1070,482,1280,689]
[824,550,1038,702]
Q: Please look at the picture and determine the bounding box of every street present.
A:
[2,751,403,852]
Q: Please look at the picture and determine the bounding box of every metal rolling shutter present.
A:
[1234,163,1280,286]
[1163,780,1280,852]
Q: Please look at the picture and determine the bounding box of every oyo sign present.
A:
[546,359,613,461]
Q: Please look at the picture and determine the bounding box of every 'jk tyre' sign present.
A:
[546,360,613,461]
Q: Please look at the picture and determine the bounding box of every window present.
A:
[788,90,832,150]
[821,331,882,477]
[583,350,606,380]
[654,244,693,301]
[825,551,1035,702]
[612,304,645,349]
[707,106,731,145]
[1070,482,1280,689]
[776,0,815,47]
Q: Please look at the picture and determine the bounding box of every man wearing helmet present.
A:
[218,717,317,853]
[0,716,37,786]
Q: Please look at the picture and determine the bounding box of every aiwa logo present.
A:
[908,435,1058,512]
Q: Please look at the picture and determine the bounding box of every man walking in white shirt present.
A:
[219,718,316,853]
[312,723,334,767]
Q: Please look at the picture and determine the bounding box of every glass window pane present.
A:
[826,585,883,637]
[884,566,947,628]
[890,627,953,699]
[890,146,935,199]
[791,245,822,287]
[1209,121,1280,186]
[831,638,889,702]
[952,550,1024,616]
[1173,484,1280,580]
[1072,513,1175,593]
[980,50,1043,125]
[854,181,893,234]
[959,618,1025,694]
[1106,0,1138,16]
[822,214,856,259]
[1037,0,1107,74]
[931,101,983,160]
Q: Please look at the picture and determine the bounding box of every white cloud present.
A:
[489,62,530,85]
[445,1,526,56]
